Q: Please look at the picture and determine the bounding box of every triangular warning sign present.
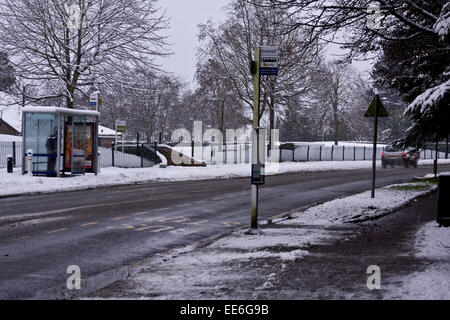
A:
[364,95,389,117]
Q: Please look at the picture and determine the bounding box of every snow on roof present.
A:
[98,125,121,137]
[0,91,22,133]
[22,106,100,117]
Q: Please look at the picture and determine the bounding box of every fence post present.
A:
[353,146,356,161]
[331,145,334,161]
[12,142,16,166]
[112,142,115,167]
[292,146,295,162]
[363,146,366,160]
[141,143,144,167]
[240,145,242,164]
[154,141,158,164]
[306,146,310,162]
[235,140,238,164]
[319,145,322,161]
[191,139,194,158]
[446,136,448,159]
[342,146,345,161]
[279,145,282,163]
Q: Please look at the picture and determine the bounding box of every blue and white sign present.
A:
[260,46,279,76]
[90,92,98,107]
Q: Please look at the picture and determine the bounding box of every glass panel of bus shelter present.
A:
[25,113,58,175]
[71,116,86,175]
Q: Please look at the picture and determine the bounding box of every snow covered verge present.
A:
[278,179,438,225]
[1,159,449,198]
[88,177,439,300]
[384,222,450,300]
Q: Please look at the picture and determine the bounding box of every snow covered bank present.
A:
[280,180,437,225]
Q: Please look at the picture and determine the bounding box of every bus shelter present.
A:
[21,107,100,177]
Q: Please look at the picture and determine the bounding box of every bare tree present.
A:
[307,61,373,144]
[197,0,322,134]
[101,68,183,142]
[0,0,169,108]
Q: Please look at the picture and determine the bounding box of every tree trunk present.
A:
[333,101,339,145]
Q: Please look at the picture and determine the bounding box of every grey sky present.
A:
[156,0,373,88]
[156,0,230,88]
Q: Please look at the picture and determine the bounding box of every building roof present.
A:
[99,125,121,137]
[22,106,100,117]
[0,91,22,133]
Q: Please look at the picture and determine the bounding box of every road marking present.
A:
[107,224,134,230]
[151,226,174,233]
[81,222,98,227]
[156,207,170,211]
[28,274,54,279]
[222,221,242,227]
[173,218,190,223]
[184,220,208,226]
[170,229,198,235]
[6,236,30,242]
[176,203,191,207]
[193,200,206,204]
[46,228,68,234]
[136,226,159,231]
[133,211,152,216]
[136,216,164,222]
[111,216,127,221]
[212,197,223,201]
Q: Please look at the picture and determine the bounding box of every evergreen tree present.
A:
[0,51,14,91]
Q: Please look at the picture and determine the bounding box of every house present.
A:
[98,125,122,148]
[0,91,22,136]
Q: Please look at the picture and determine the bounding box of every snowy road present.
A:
[0,165,448,299]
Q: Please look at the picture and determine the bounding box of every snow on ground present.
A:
[384,222,450,300]
[279,180,437,225]
[1,159,449,198]
[92,226,348,299]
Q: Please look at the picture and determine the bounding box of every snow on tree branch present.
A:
[405,79,450,116]
[434,2,450,40]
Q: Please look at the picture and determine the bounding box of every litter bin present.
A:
[7,154,13,173]
[437,173,450,227]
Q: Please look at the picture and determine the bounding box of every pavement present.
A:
[89,192,442,300]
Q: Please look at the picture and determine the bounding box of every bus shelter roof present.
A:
[22,106,100,117]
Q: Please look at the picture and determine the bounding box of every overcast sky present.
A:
[156,0,230,88]
[155,0,372,88]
